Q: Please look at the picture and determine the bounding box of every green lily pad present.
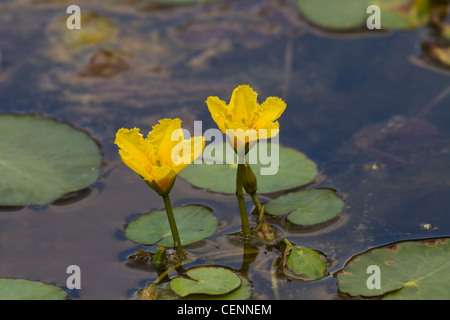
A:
[286,246,328,280]
[139,275,251,300]
[179,142,318,194]
[0,114,101,206]
[0,279,67,300]
[264,189,345,226]
[125,205,217,247]
[295,0,429,31]
[170,267,241,297]
[184,276,251,300]
[337,238,450,299]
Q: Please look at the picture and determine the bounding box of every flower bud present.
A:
[242,163,258,194]
[151,246,167,272]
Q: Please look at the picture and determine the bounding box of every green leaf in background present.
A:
[295,0,429,31]
[179,142,318,194]
[125,205,218,246]
[286,246,328,280]
[0,114,101,206]
[170,266,241,297]
[264,189,345,225]
[337,238,450,299]
[0,279,67,300]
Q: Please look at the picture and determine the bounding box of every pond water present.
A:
[0,0,449,300]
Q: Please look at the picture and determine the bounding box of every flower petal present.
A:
[206,96,228,133]
[172,136,206,173]
[224,124,258,155]
[229,85,258,126]
[251,96,286,131]
[150,165,177,192]
[115,128,154,179]
[147,118,184,166]
[257,122,279,140]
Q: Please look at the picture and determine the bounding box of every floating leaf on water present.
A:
[337,238,450,299]
[264,189,345,226]
[285,246,328,281]
[179,142,318,194]
[0,279,67,300]
[140,275,251,300]
[0,114,101,206]
[183,276,251,300]
[295,0,429,32]
[170,266,241,297]
[376,0,430,30]
[125,205,218,246]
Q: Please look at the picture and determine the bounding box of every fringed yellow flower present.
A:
[206,85,286,237]
[115,118,205,196]
[206,85,286,153]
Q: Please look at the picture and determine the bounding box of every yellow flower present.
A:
[115,118,205,195]
[206,85,286,153]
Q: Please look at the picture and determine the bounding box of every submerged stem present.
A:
[162,194,185,259]
[236,163,252,236]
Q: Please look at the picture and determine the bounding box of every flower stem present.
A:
[249,192,264,222]
[236,163,252,236]
[162,194,185,259]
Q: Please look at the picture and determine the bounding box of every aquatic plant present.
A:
[115,118,205,258]
[206,85,286,236]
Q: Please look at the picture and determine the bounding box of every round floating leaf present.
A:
[337,238,450,299]
[0,279,67,300]
[184,276,251,300]
[125,205,217,247]
[179,142,318,194]
[295,0,429,31]
[0,114,101,206]
[286,246,328,280]
[170,267,241,297]
[140,276,251,300]
[265,189,344,225]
